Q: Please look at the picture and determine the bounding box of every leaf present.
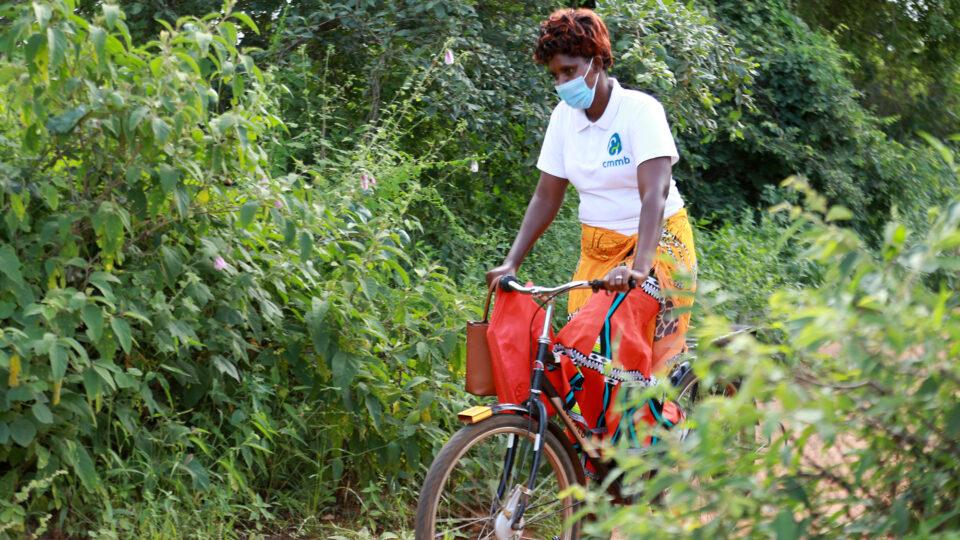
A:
[31,402,53,424]
[40,182,58,210]
[946,403,960,433]
[195,32,212,55]
[103,4,119,29]
[331,457,343,483]
[82,367,101,400]
[825,205,853,222]
[305,297,330,347]
[157,163,178,194]
[9,418,37,447]
[151,116,170,143]
[212,355,240,381]
[34,3,52,29]
[103,212,124,255]
[773,508,800,540]
[217,113,236,133]
[418,390,435,412]
[918,131,954,167]
[82,304,104,342]
[365,393,382,430]
[173,183,190,217]
[110,317,132,354]
[0,421,8,445]
[299,231,313,260]
[46,27,67,70]
[401,376,429,392]
[90,25,106,65]
[9,192,26,222]
[50,344,67,379]
[183,456,211,491]
[173,51,200,75]
[239,200,259,228]
[230,12,260,34]
[89,270,120,284]
[160,246,182,284]
[332,351,358,389]
[72,443,100,491]
[127,106,148,133]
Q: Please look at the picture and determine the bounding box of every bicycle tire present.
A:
[674,364,757,447]
[673,365,740,409]
[415,414,582,540]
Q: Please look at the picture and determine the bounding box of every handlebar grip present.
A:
[498,274,521,292]
[588,277,638,292]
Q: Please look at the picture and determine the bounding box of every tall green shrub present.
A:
[683,0,956,234]
[0,1,469,536]
[589,177,960,538]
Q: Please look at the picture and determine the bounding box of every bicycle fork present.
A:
[493,299,556,538]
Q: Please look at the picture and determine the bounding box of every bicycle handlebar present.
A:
[498,275,636,296]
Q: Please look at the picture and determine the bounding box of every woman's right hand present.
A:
[485,262,518,290]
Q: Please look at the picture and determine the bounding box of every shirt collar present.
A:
[573,78,624,132]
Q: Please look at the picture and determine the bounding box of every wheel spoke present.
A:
[432,515,493,537]
[418,416,580,539]
[523,500,582,528]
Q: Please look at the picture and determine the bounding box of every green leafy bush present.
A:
[695,202,822,324]
[680,0,957,236]
[0,2,469,536]
[589,178,960,538]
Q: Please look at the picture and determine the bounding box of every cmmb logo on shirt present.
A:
[602,132,630,168]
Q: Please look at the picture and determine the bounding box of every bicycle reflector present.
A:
[457,405,493,424]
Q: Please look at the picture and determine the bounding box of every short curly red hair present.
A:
[534,8,613,69]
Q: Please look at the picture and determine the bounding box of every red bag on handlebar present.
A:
[485,286,557,414]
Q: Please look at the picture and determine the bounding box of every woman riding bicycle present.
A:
[486,8,696,445]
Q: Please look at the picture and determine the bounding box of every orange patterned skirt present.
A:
[567,208,697,371]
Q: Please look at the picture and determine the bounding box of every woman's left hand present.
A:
[602,265,646,294]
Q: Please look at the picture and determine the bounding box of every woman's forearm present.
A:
[632,195,665,274]
[632,157,673,274]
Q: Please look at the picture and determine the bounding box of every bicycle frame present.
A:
[447,278,750,537]
[461,278,636,533]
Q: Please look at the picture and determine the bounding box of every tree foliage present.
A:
[0,1,468,536]
[588,178,960,538]
[679,0,956,237]
[792,0,960,140]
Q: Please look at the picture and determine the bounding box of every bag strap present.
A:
[481,282,496,323]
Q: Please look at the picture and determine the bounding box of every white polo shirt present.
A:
[537,79,684,236]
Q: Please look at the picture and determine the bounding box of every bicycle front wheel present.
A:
[415,414,582,540]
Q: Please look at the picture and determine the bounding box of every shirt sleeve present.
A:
[630,99,680,166]
[536,107,567,178]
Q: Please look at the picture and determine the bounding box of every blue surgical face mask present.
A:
[555,60,600,109]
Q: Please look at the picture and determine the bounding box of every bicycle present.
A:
[415,276,740,540]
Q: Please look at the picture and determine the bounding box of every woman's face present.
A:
[546,53,598,87]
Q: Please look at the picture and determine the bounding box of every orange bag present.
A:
[551,288,662,441]
[485,286,557,412]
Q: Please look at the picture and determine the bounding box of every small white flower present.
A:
[444,50,454,65]
[470,161,479,173]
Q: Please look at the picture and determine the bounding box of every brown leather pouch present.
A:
[465,285,496,396]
